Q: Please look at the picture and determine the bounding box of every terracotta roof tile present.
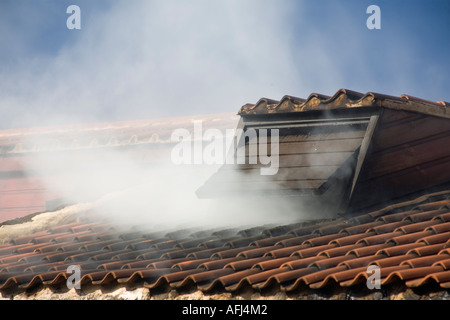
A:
[406,209,448,222]
[145,269,204,289]
[368,221,410,234]
[338,255,384,269]
[426,222,450,234]
[252,257,296,271]
[406,243,448,257]
[264,244,309,258]
[346,243,389,257]
[418,232,450,245]
[146,258,188,269]
[402,255,450,268]
[176,268,234,289]
[291,244,336,259]
[340,265,411,287]
[309,255,354,270]
[340,221,382,235]
[357,231,403,246]
[225,235,267,248]
[435,212,450,223]
[376,211,418,223]
[200,269,260,292]
[438,248,450,256]
[236,246,278,259]
[318,243,363,258]
[382,266,444,284]
[102,259,150,270]
[388,230,434,245]
[434,258,450,270]
[330,232,376,246]
[249,235,292,247]
[415,199,450,212]
[395,220,440,234]
[254,268,314,290]
[281,256,326,270]
[376,242,425,256]
[302,233,346,246]
[284,266,348,292]
[237,267,291,289]
[309,266,368,289]
[275,235,314,247]
[406,270,450,288]
[371,255,414,268]
[237,89,450,120]
[172,258,211,271]
[1,190,450,297]
[224,257,269,271]
[197,257,242,270]
[119,268,174,285]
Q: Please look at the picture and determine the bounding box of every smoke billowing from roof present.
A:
[0,0,301,130]
[20,117,320,231]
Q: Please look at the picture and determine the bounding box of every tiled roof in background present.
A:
[1,190,450,298]
[238,88,450,118]
[0,113,238,223]
[0,112,238,154]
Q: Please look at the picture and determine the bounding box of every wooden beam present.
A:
[349,114,380,200]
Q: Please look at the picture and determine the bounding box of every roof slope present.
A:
[1,190,450,298]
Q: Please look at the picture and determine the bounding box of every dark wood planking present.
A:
[235,152,355,168]
[371,113,450,153]
[361,132,450,181]
[376,109,423,128]
[348,111,450,212]
[208,166,340,182]
[237,138,362,156]
[245,130,366,145]
[199,113,370,198]
[351,157,450,210]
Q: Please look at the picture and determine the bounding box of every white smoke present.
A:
[0,0,303,129]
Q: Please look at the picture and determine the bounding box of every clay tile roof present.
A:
[238,88,450,118]
[1,190,450,299]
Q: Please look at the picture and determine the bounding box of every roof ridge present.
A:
[238,88,448,116]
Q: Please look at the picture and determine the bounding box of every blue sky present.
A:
[0,0,448,129]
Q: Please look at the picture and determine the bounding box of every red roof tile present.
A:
[238,89,450,119]
[1,190,450,298]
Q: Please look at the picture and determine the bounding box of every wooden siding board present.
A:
[371,112,450,153]
[349,115,380,199]
[236,152,355,168]
[376,109,422,127]
[350,158,450,210]
[212,166,341,182]
[200,123,366,199]
[361,132,450,181]
[349,110,450,212]
[238,138,362,156]
[246,130,366,144]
